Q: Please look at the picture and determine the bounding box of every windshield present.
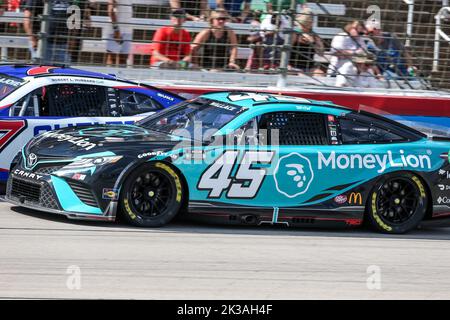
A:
[0,74,24,100]
[137,98,245,141]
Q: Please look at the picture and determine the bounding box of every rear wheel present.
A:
[366,172,428,234]
[120,162,184,227]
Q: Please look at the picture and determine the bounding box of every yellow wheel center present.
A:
[394,198,401,205]
[148,191,155,197]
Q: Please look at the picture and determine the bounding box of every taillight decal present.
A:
[0,120,27,151]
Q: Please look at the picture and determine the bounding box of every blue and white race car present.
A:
[0,64,184,183]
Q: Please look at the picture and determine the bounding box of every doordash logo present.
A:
[318,151,431,173]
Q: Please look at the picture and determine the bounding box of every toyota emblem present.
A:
[28,153,37,167]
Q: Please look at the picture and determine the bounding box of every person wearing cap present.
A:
[335,53,383,88]
[150,9,193,69]
[365,20,417,80]
[291,7,324,75]
[191,9,240,71]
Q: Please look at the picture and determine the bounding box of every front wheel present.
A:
[120,162,184,227]
[366,172,428,234]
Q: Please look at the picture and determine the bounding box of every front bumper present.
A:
[4,172,117,222]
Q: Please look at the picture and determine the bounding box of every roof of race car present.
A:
[0,64,118,81]
[201,91,351,113]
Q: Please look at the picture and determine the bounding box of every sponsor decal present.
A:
[439,169,450,179]
[210,101,237,112]
[102,188,119,200]
[41,131,96,151]
[348,192,363,205]
[318,151,431,174]
[27,153,38,167]
[345,219,362,226]
[138,151,171,159]
[0,77,22,87]
[437,196,450,205]
[334,194,348,204]
[438,184,450,191]
[13,169,43,180]
[71,173,86,181]
[274,153,314,198]
[157,92,175,101]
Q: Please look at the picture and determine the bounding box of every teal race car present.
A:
[5,91,450,233]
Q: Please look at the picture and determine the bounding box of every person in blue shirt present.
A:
[214,0,252,22]
[365,20,417,80]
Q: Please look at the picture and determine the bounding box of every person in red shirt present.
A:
[151,9,194,69]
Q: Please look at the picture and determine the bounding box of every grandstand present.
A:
[0,0,449,91]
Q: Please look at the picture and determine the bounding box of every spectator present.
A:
[191,9,240,71]
[23,0,74,64]
[260,17,284,70]
[150,9,193,69]
[170,0,208,21]
[365,20,417,80]
[245,10,263,70]
[335,53,382,88]
[265,0,306,13]
[291,8,324,75]
[106,0,132,67]
[327,20,367,76]
[215,0,251,23]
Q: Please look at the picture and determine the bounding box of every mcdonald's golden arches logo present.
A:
[348,192,363,205]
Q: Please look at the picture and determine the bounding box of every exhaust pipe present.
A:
[241,214,257,224]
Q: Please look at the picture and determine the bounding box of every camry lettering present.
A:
[13,169,43,180]
[318,151,431,173]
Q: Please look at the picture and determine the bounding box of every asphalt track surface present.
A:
[2,200,450,300]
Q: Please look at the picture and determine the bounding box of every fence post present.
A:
[276,0,297,88]
[36,1,50,64]
[433,8,443,72]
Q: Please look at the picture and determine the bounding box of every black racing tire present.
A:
[366,172,428,234]
[120,162,184,227]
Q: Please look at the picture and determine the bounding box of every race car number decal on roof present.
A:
[26,66,58,76]
[228,93,311,104]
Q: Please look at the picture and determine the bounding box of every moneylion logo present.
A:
[318,151,431,173]
[348,192,363,205]
[274,152,314,198]
[27,153,37,167]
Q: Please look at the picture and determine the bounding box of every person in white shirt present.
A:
[335,54,382,88]
[106,0,133,66]
[327,20,367,76]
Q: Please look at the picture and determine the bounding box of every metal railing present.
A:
[0,0,446,90]
[433,6,450,72]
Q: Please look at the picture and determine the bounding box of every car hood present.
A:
[26,124,184,158]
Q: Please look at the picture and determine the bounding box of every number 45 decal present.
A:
[197,150,274,199]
